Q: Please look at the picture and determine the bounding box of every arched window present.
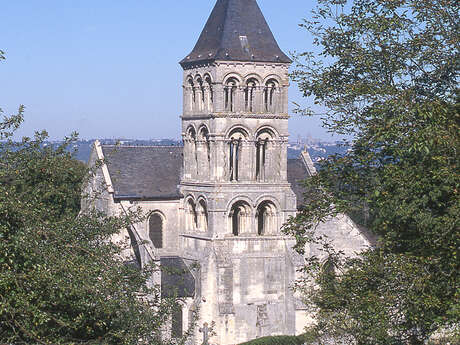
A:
[229,138,241,181]
[264,79,278,113]
[149,213,163,248]
[186,199,197,231]
[255,129,275,181]
[245,78,258,112]
[197,77,205,112]
[224,77,238,112]
[256,201,277,235]
[197,199,208,231]
[185,127,197,178]
[230,201,251,236]
[228,129,247,182]
[188,79,196,111]
[199,126,211,173]
[205,75,213,111]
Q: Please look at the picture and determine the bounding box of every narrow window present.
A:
[188,79,195,112]
[225,78,237,112]
[256,202,276,235]
[232,207,240,236]
[230,202,251,236]
[245,79,256,112]
[186,200,197,231]
[197,200,208,231]
[199,80,205,111]
[257,210,265,235]
[256,139,267,181]
[205,76,213,110]
[264,80,277,112]
[149,213,163,248]
[229,138,240,181]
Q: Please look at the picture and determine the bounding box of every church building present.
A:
[85,1,373,344]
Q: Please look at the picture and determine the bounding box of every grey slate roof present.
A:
[180,0,291,67]
[287,158,310,208]
[101,145,310,207]
[161,257,195,298]
[101,145,183,200]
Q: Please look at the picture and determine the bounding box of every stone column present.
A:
[214,83,224,113]
[239,140,252,181]
[254,86,263,113]
[235,86,244,113]
[282,86,289,114]
[203,86,210,113]
[275,88,282,114]
[196,87,203,113]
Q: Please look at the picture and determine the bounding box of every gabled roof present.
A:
[180,0,291,67]
[100,145,183,200]
[287,158,311,208]
[97,145,311,207]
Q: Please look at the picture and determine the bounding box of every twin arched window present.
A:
[264,79,278,113]
[186,198,208,232]
[230,201,252,236]
[256,201,277,235]
[228,129,247,182]
[224,77,238,112]
[245,78,258,112]
[229,200,278,236]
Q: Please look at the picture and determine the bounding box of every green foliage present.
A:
[0,97,184,342]
[285,0,460,344]
[238,335,308,345]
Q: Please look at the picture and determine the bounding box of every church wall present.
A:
[123,199,182,257]
[181,236,298,345]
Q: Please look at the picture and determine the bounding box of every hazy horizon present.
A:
[1,1,340,142]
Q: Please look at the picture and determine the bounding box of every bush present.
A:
[239,335,308,345]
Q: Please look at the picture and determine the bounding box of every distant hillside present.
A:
[47,139,349,164]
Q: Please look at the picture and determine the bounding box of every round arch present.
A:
[196,198,209,231]
[203,73,213,83]
[225,125,251,139]
[228,200,253,236]
[185,197,198,231]
[255,200,278,236]
[186,125,197,139]
[262,74,282,85]
[255,126,279,140]
[147,211,166,249]
[223,73,243,85]
[243,73,262,85]
[198,125,210,140]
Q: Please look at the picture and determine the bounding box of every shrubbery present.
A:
[239,335,308,345]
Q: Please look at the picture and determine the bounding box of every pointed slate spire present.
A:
[180,0,291,67]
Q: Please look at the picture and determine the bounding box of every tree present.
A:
[284,0,459,344]
[0,60,186,344]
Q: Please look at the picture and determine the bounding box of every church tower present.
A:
[179,1,298,343]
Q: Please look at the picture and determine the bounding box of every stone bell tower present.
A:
[179,0,298,343]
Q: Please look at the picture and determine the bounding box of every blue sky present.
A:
[0,0,336,141]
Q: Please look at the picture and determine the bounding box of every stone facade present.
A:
[84,1,374,344]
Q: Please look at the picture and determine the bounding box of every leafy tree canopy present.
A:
[285,0,459,344]
[0,82,184,344]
